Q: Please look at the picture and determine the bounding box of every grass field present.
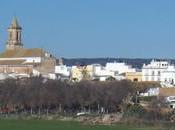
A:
[0,120,157,130]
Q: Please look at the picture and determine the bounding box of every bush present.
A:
[139,96,157,102]
[124,104,145,118]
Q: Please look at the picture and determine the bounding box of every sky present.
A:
[0,0,175,58]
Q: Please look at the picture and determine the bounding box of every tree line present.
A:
[0,77,160,116]
[0,78,137,115]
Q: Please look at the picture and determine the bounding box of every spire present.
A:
[9,16,21,29]
[6,17,23,50]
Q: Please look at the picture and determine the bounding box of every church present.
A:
[0,17,56,78]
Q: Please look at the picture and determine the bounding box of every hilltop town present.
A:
[1,18,175,86]
[1,17,175,127]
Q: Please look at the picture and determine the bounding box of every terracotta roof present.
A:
[0,60,41,66]
[0,48,44,58]
[0,60,25,65]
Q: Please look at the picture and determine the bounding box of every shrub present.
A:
[124,104,145,118]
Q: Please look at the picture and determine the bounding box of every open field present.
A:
[0,120,163,130]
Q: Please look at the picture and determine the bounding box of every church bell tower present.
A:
[6,17,23,50]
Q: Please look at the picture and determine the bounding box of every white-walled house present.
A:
[55,65,71,80]
[160,65,175,86]
[92,63,127,81]
[105,62,136,74]
[142,60,169,82]
[93,64,114,77]
[92,64,110,81]
[140,88,159,97]
[55,65,70,77]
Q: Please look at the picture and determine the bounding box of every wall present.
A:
[0,65,33,74]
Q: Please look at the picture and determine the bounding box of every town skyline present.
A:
[1,1,175,58]
[1,2,175,128]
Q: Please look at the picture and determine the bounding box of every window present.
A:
[16,32,19,41]
[172,79,174,84]
[158,71,160,76]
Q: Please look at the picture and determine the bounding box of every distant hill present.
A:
[57,58,175,69]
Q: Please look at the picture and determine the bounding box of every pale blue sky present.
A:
[0,0,175,58]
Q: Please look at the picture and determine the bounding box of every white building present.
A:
[142,60,169,82]
[140,88,159,97]
[161,65,175,86]
[93,64,114,77]
[55,65,70,77]
[55,65,70,80]
[92,64,115,81]
[92,62,133,81]
[105,62,136,74]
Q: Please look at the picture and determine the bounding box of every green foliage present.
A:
[124,104,146,118]
[0,120,155,130]
[139,96,157,102]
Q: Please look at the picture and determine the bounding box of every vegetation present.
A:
[139,96,157,102]
[0,78,134,115]
[124,104,145,118]
[0,120,158,130]
[0,77,171,125]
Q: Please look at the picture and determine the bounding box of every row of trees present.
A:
[0,78,136,115]
[0,77,160,116]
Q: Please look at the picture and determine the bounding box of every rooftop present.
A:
[0,48,45,58]
[0,60,25,65]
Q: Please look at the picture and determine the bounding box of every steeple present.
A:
[6,17,23,50]
[9,16,22,29]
